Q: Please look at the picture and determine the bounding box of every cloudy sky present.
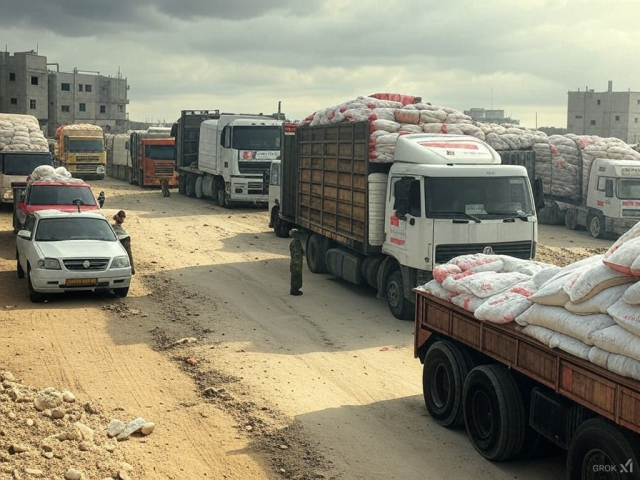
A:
[3,0,639,128]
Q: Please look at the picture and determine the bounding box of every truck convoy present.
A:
[0,114,53,204]
[55,123,106,180]
[276,121,541,320]
[128,127,178,188]
[172,110,284,208]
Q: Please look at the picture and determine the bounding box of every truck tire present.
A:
[567,418,640,480]
[462,365,526,462]
[178,173,186,195]
[588,212,606,239]
[386,270,414,321]
[565,208,578,230]
[274,209,290,238]
[423,341,473,429]
[306,234,329,274]
[362,256,384,289]
[185,174,196,197]
[195,176,204,199]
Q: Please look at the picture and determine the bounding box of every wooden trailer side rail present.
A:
[414,290,640,435]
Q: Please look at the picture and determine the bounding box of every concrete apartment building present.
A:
[0,50,128,136]
[567,81,640,144]
[464,108,520,125]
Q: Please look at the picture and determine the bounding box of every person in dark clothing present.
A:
[112,210,135,275]
[289,229,303,296]
[160,178,170,197]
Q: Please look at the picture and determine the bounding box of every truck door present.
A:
[385,176,427,269]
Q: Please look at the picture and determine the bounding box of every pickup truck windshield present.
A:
[1,153,52,175]
[28,186,96,206]
[425,176,533,219]
[145,145,175,160]
[618,179,640,200]
[35,217,116,242]
[67,139,103,152]
[232,126,281,150]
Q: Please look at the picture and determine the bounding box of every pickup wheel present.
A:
[386,270,414,320]
[423,341,473,429]
[306,234,328,274]
[27,267,45,303]
[587,212,606,239]
[463,365,526,461]
[567,418,640,480]
[16,253,24,279]
[114,287,129,298]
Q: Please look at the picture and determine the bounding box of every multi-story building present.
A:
[0,50,49,128]
[0,50,129,136]
[464,108,519,125]
[567,81,640,144]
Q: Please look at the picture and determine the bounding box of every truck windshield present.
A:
[1,153,52,175]
[29,186,96,206]
[67,139,104,152]
[145,145,175,160]
[232,126,281,150]
[35,218,116,242]
[618,179,640,200]
[425,176,533,219]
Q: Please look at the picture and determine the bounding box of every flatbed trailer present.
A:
[414,290,640,479]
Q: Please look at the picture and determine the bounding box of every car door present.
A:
[17,215,36,272]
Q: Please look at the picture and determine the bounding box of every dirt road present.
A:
[2,178,614,479]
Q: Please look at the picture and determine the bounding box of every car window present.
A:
[24,215,36,233]
[35,218,117,242]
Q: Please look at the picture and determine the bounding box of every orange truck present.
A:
[129,127,178,187]
[55,124,106,180]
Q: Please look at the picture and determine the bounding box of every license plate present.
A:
[65,278,98,287]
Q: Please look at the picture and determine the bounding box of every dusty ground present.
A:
[0,178,619,480]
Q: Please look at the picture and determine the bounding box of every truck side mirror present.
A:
[605,179,614,198]
[533,178,545,212]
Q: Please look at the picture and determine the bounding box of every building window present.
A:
[118,105,124,113]
[615,115,620,121]
[61,105,70,112]
[10,98,17,105]
[575,115,583,119]
[590,120,596,126]
[9,73,15,81]
[79,103,86,112]
[31,76,38,85]
[637,100,640,105]
[597,100,601,105]
[85,84,92,93]
[100,105,106,114]
[78,84,83,92]
[636,118,639,124]
[61,83,70,91]
[30,100,36,109]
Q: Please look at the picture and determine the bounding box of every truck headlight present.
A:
[3,191,12,200]
[38,258,61,270]
[110,256,130,269]
[97,166,106,174]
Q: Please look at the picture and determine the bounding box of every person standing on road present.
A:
[289,229,304,296]
[112,210,135,275]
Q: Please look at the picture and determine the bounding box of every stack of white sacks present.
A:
[0,113,49,152]
[29,165,83,183]
[418,225,640,381]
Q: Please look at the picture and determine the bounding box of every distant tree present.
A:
[539,126,568,136]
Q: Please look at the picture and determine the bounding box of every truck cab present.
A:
[583,158,640,237]
[0,151,53,203]
[129,129,178,187]
[56,125,106,180]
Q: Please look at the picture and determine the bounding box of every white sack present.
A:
[589,325,640,362]
[607,299,640,337]
[564,283,631,315]
[622,281,640,305]
[563,263,634,304]
[474,292,532,324]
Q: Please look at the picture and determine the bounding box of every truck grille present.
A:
[247,181,266,195]
[622,209,640,218]
[63,258,110,271]
[238,161,271,175]
[75,164,101,173]
[154,164,174,176]
[75,156,101,162]
[435,241,533,264]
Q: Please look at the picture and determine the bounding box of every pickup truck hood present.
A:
[36,240,125,260]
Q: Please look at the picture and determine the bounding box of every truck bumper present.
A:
[229,179,268,203]
[607,217,638,235]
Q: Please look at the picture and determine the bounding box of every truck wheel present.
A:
[386,270,414,320]
[185,174,196,197]
[217,183,231,208]
[567,418,640,480]
[565,208,578,230]
[362,256,384,289]
[423,341,473,429]
[462,365,526,461]
[195,176,204,199]
[178,173,186,195]
[274,210,290,238]
[306,234,328,274]
[588,213,606,239]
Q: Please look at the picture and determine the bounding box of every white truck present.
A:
[172,110,284,208]
[562,158,640,238]
[275,121,542,319]
[105,133,131,182]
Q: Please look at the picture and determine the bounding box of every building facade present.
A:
[464,108,519,125]
[567,81,640,144]
[0,50,129,136]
